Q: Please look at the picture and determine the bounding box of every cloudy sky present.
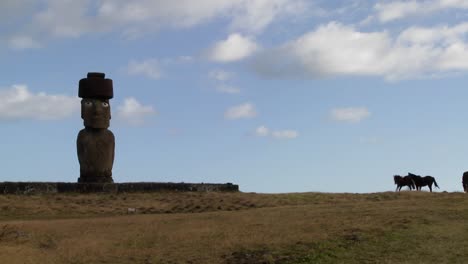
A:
[2,0,468,193]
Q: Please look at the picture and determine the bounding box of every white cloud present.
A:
[253,22,393,78]
[330,107,371,123]
[374,0,468,22]
[0,85,156,125]
[210,70,240,94]
[255,125,270,137]
[254,125,298,139]
[7,0,307,48]
[0,85,79,120]
[209,70,234,81]
[272,130,298,139]
[127,59,162,79]
[216,85,241,94]
[397,23,468,45]
[8,35,41,50]
[116,97,156,125]
[252,22,468,80]
[374,1,423,22]
[161,56,194,65]
[100,0,307,33]
[126,56,195,79]
[35,0,101,38]
[228,0,308,33]
[207,33,258,62]
[0,1,35,22]
[225,102,257,119]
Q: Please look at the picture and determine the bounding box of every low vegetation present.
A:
[1,191,468,263]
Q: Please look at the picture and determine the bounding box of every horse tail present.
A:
[434,178,440,189]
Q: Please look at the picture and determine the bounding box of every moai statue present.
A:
[77,72,115,183]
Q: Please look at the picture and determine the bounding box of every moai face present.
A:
[81,98,111,129]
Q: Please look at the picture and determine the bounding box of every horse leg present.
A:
[429,184,432,192]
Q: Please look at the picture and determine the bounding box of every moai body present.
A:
[77,72,115,183]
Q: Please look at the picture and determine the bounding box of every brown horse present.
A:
[407,173,439,192]
[394,175,415,192]
[462,171,468,193]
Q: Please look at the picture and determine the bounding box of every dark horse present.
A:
[407,173,439,192]
[394,175,415,192]
[462,171,468,193]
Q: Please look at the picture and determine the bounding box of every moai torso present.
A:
[76,72,115,183]
[77,128,115,182]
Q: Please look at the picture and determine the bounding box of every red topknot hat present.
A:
[78,72,113,99]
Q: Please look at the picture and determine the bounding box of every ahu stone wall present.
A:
[0,182,239,195]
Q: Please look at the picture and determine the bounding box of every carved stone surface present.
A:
[0,182,240,194]
[77,128,115,183]
[77,72,115,183]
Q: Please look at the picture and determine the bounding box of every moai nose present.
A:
[93,100,104,115]
[93,102,103,114]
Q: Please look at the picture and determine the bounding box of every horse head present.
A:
[394,175,402,184]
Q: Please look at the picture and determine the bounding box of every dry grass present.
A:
[1,191,468,263]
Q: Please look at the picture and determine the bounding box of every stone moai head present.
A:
[77,72,115,184]
[79,72,113,128]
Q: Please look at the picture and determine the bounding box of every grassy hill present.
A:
[1,191,468,263]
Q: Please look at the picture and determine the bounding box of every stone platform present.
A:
[0,182,239,195]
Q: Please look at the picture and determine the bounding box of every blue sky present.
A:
[2,0,468,193]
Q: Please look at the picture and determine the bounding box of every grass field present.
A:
[1,191,468,263]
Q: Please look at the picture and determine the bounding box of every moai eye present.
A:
[102,102,109,107]
[83,100,93,107]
